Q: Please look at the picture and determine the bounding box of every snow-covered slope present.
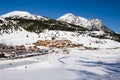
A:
[57,13,112,32]
[1,11,47,20]
[0,28,120,48]
[0,48,120,80]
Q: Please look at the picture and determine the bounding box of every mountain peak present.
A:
[63,13,75,17]
[6,11,30,14]
[58,13,87,25]
[1,11,46,20]
[57,13,88,27]
[57,13,113,32]
[1,11,32,17]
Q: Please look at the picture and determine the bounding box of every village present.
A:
[0,43,43,59]
[0,39,84,60]
[33,40,83,48]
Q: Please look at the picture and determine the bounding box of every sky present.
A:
[0,0,120,33]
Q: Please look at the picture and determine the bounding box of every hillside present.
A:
[0,11,120,47]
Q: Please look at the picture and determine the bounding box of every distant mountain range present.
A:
[0,11,120,46]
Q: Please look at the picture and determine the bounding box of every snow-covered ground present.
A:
[0,29,120,49]
[0,48,120,80]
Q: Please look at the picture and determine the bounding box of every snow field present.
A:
[0,48,120,80]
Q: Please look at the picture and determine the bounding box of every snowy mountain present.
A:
[57,13,113,33]
[0,11,87,34]
[57,13,88,27]
[0,11,120,47]
[1,11,47,20]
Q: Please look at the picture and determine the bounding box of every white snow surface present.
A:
[1,11,47,20]
[0,28,120,48]
[0,17,5,21]
[0,48,120,80]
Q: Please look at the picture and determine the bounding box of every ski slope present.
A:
[0,48,120,80]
